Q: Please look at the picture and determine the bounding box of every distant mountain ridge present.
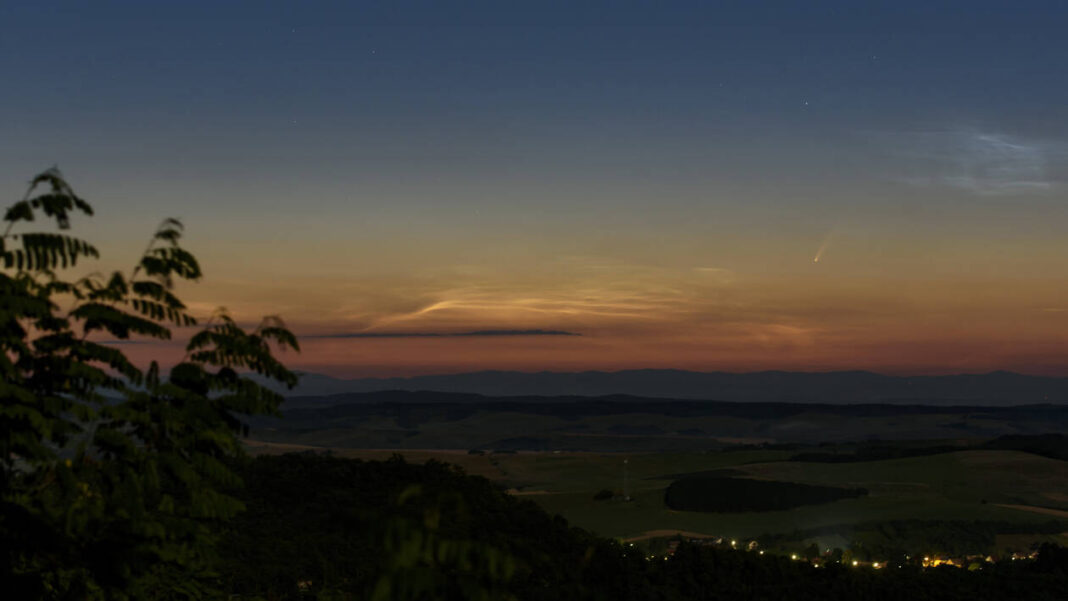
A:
[265,369,1068,405]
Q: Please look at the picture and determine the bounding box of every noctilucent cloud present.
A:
[4,1,1068,376]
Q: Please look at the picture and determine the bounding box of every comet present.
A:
[813,230,835,263]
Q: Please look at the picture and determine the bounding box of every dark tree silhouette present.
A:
[0,169,298,599]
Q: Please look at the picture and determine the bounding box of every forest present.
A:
[787,434,1068,463]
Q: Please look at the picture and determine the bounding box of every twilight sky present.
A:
[4,1,1068,376]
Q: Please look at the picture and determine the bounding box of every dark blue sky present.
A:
[6,2,1067,161]
[5,2,1066,191]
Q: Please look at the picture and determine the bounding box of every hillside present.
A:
[252,392,1068,449]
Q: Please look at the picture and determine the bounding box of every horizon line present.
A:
[289,367,1059,380]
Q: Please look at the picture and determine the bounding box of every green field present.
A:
[527,451,1066,539]
[246,441,1068,549]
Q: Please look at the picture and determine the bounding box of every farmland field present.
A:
[245,441,1068,550]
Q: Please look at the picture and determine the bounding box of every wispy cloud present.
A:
[886,129,1060,196]
[305,329,581,339]
[344,260,736,334]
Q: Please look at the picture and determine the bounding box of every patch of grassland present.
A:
[739,450,1068,510]
[244,443,1066,541]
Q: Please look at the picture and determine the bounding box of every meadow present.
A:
[246,395,1068,557]
[246,440,1068,553]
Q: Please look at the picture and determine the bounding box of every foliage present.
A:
[983,434,1068,461]
[369,483,519,601]
[220,453,649,600]
[0,169,298,599]
[664,476,867,513]
[788,434,1068,463]
[789,444,964,463]
[593,489,614,501]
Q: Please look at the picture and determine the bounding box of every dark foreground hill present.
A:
[267,369,1068,405]
[218,453,1068,600]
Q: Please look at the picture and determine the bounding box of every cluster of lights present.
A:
[633,535,1009,571]
[636,534,759,562]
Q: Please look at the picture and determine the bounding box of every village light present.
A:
[852,560,858,567]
